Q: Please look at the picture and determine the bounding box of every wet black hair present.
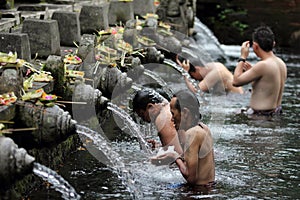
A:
[173,89,201,126]
[132,88,165,112]
[252,26,275,52]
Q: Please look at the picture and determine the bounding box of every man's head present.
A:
[252,26,275,52]
[177,54,204,81]
[132,89,164,122]
[170,90,201,130]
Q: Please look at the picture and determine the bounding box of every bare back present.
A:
[250,56,287,110]
[203,62,243,94]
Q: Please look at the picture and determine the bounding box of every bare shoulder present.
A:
[205,62,225,69]
[275,56,287,68]
[251,60,269,73]
[186,123,210,142]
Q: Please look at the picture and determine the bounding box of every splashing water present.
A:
[33,162,81,200]
[75,124,144,199]
[107,102,152,154]
[143,69,174,99]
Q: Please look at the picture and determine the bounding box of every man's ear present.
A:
[182,107,190,118]
[146,103,154,110]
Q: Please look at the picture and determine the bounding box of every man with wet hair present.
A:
[151,89,215,188]
[132,88,183,155]
[176,54,244,94]
[233,26,287,115]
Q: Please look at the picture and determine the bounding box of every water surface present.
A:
[28,46,300,199]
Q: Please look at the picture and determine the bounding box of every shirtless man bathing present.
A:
[233,26,287,115]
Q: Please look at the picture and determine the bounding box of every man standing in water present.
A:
[232,26,287,115]
[132,89,183,155]
[151,90,215,188]
[176,56,244,94]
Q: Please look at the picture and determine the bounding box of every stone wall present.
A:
[196,0,300,52]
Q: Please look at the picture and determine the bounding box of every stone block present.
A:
[51,11,80,46]
[21,19,61,58]
[108,0,134,25]
[0,32,31,61]
[79,4,109,34]
[0,11,21,25]
[133,0,155,17]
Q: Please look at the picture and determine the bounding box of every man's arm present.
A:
[183,76,199,93]
[233,61,263,87]
[155,106,183,155]
[233,41,262,87]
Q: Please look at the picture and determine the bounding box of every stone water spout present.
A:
[0,136,35,190]
[16,101,77,146]
[72,79,109,121]
[118,56,145,80]
[135,47,165,65]
[96,65,133,99]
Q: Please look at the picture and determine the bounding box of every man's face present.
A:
[136,108,151,123]
[170,97,181,130]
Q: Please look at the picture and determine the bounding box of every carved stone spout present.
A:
[141,47,165,64]
[17,102,77,146]
[97,66,133,99]
[72,79,109,121]
[0,136,35,190]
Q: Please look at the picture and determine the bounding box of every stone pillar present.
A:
[133,0,155,17]
[123,19,139,48]
[43,55,65,97]
[108,0,134,25]
[0,33,31,61]
[51,11,81,46]
[79,4,109,34]
[21,19,61,58]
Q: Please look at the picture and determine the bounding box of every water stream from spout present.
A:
[75,124,144,199]
[33,162,81,200]
[107,102,152,154]
[143,69,174,99]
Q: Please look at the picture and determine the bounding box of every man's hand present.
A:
[243,61,252,72]
[176,55,190,72]
[181,60,190,72]
[150,151,179,166]
[241,41,251,59]
[147,139,160,149]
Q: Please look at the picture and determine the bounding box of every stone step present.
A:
[0,18,16,32]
